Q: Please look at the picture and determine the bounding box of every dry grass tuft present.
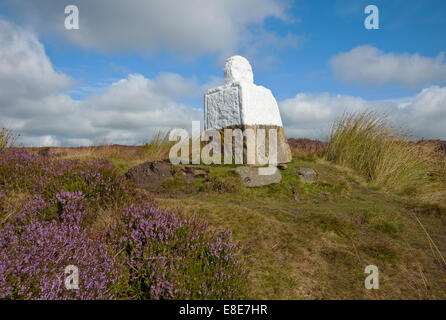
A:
[141,130,173,161]
[0,126,19,148]
[325,111,442,191]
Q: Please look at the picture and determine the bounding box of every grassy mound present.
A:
[2,123,446,299]
[157,157,446,299]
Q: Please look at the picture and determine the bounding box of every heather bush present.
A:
[0,149,244,300]
[115,202,244,299]
[0,148,133,210]
[0,192,126,299]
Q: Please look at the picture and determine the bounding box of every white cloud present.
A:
[86,74,203,131]
[150,73,224,99]
[0,19,74,110]
[280,92,375,139]
[2,0,289,58]
[331,45,446,88]
[279,87,446,140]
[392,86,446,139]
[0,19,203,146]
[7,73,204,146]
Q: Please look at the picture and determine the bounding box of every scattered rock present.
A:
[296,167,317,184]
[277,163,288,170]
[126,161,211,191]
[181,166,210,183]
[232,166,281,187]
[125,160,174,191]
[182,166,209,178]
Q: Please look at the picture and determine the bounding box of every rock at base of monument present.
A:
[219,125,292,165]
[296,167,317,184]
[231,166,282,188]
[277,163,288,170]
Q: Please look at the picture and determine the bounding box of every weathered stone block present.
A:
[232,166,282,187]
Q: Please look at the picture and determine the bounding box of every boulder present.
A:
[126,161,210,191]
[125,160,174,191]
[232,166,281,188]
[181,166,210,181]
[296,167,317,184]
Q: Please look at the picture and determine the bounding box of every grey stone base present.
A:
[231,166,282,187]
[218,125,292,165]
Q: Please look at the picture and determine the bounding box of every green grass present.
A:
[154,157,446,299]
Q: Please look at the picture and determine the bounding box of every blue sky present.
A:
[0,0,445,145]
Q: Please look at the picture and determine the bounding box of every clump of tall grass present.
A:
[0,126,19,148]
[325,111,433,191]
[141,130,173,160]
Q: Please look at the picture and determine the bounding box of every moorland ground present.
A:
[2,112,446,299]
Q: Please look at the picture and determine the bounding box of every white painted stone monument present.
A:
[204,55,292,164]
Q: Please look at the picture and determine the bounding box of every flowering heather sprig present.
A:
[0,203,125,299]
[14,194,48,226]
[55,191,86,226]
[116,202,244,300]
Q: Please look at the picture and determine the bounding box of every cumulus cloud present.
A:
[392,86,446,139]
[0,19,203,146]
[151,73,224,99]
[279,86,446,140]
[6,73,204,146]
[0,19,74,111]
[86,74,202,131]
[280,92,381,139]
[331,45,446,88]
[2,0,289,57]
